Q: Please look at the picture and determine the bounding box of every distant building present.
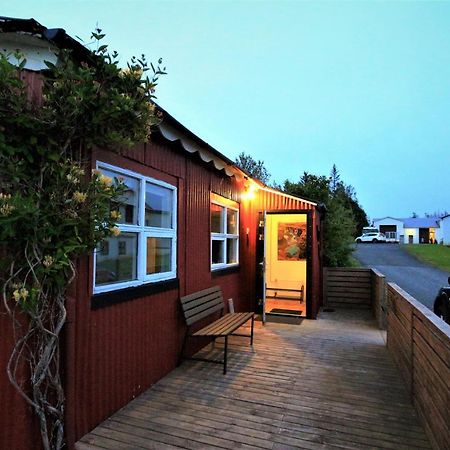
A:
[372,217,404,242]
[373,216,448,244]
[435,215,450,245]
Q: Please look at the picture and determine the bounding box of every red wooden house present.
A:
[0,17,323,450]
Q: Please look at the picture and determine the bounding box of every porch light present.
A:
[242,183,257,201]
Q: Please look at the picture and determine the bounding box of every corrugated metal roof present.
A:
[403,217,440,228]
[0,16,92,63]
[373,216,403,222]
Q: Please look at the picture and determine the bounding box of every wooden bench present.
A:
[179,286,254,374]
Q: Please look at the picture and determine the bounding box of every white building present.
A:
[373,216,446,244]
[435,215,450,245]
[372,217,404,242]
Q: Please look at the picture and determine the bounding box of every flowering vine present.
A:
[0,30,165,450]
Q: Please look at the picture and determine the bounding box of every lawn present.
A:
[403,244,450,272]
[347,255,362,267]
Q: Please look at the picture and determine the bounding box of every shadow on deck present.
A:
[77,309,431,449]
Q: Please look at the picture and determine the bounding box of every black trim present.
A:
[306,211,313,319]
[212,266,240,278]
[91,278,179,310]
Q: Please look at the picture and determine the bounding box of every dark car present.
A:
[433,276,450,324]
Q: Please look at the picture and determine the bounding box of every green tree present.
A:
[323,197,357,266]
[334,183,368,236]
[235,151,270,184]
[284,173,331,204]
[283,166,365,267]
[330,164,341,194]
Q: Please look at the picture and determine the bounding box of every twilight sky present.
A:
[3,0,450,220]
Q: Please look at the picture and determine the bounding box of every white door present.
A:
[264,212,308,318]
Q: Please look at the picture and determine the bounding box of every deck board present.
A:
[77,309,431,450]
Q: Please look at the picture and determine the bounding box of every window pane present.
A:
[227,238,238,264]
[212,239,224,264]
[227,209,238,235]
[147,237,172,274]
[101,168,139,225]
[95,233,138,286]
[145,183,173,228]
[211,204,224,233]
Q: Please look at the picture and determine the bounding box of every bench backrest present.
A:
[180,286,224,326]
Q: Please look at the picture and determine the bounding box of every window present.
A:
[211,196,239,270]
[94,162,177,293]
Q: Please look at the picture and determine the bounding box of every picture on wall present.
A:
[277,222,307,260]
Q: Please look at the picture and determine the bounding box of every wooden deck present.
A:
[77,309,432,450]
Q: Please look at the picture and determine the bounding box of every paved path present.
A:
[353,243,449,309]
[77,310,431,450]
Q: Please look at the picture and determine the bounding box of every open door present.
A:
[263,211,310,318]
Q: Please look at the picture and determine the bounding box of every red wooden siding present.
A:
[0,312,41,450]
[65,142,249,446]
[19,70,43,105]
[1,70,322,450]
[0,71,45,450]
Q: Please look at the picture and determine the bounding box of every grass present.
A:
[347,255,362,267]
[403,244,450,272]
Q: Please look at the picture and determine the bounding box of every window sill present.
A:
[211,265,240,277]
[91,278,179,310]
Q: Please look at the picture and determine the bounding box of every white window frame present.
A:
[93,161,177,294]
[211,199,239,271]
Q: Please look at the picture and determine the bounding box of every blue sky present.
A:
[3,0,450,220]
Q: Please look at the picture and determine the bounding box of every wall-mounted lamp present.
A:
[242,183,257,201]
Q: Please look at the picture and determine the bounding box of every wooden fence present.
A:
[387,283,450,450]
[324,267,372,309]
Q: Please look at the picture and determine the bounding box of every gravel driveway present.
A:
[353,243,449,310]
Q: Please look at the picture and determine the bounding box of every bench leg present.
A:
[223,335,228,374]
[250,315,254,346]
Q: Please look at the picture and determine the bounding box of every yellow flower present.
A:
[110,210,121,220]
[0,204,14,215]
[118,68,131,78]
[43,255,54,268]
[132,68,143,79]
[73,191,87,203]
[12,290,21,302]
[99,175,113,186]
[20,288,29,300]
[110,226,121,237]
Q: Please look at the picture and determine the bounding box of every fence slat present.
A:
[324,267,372,309]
